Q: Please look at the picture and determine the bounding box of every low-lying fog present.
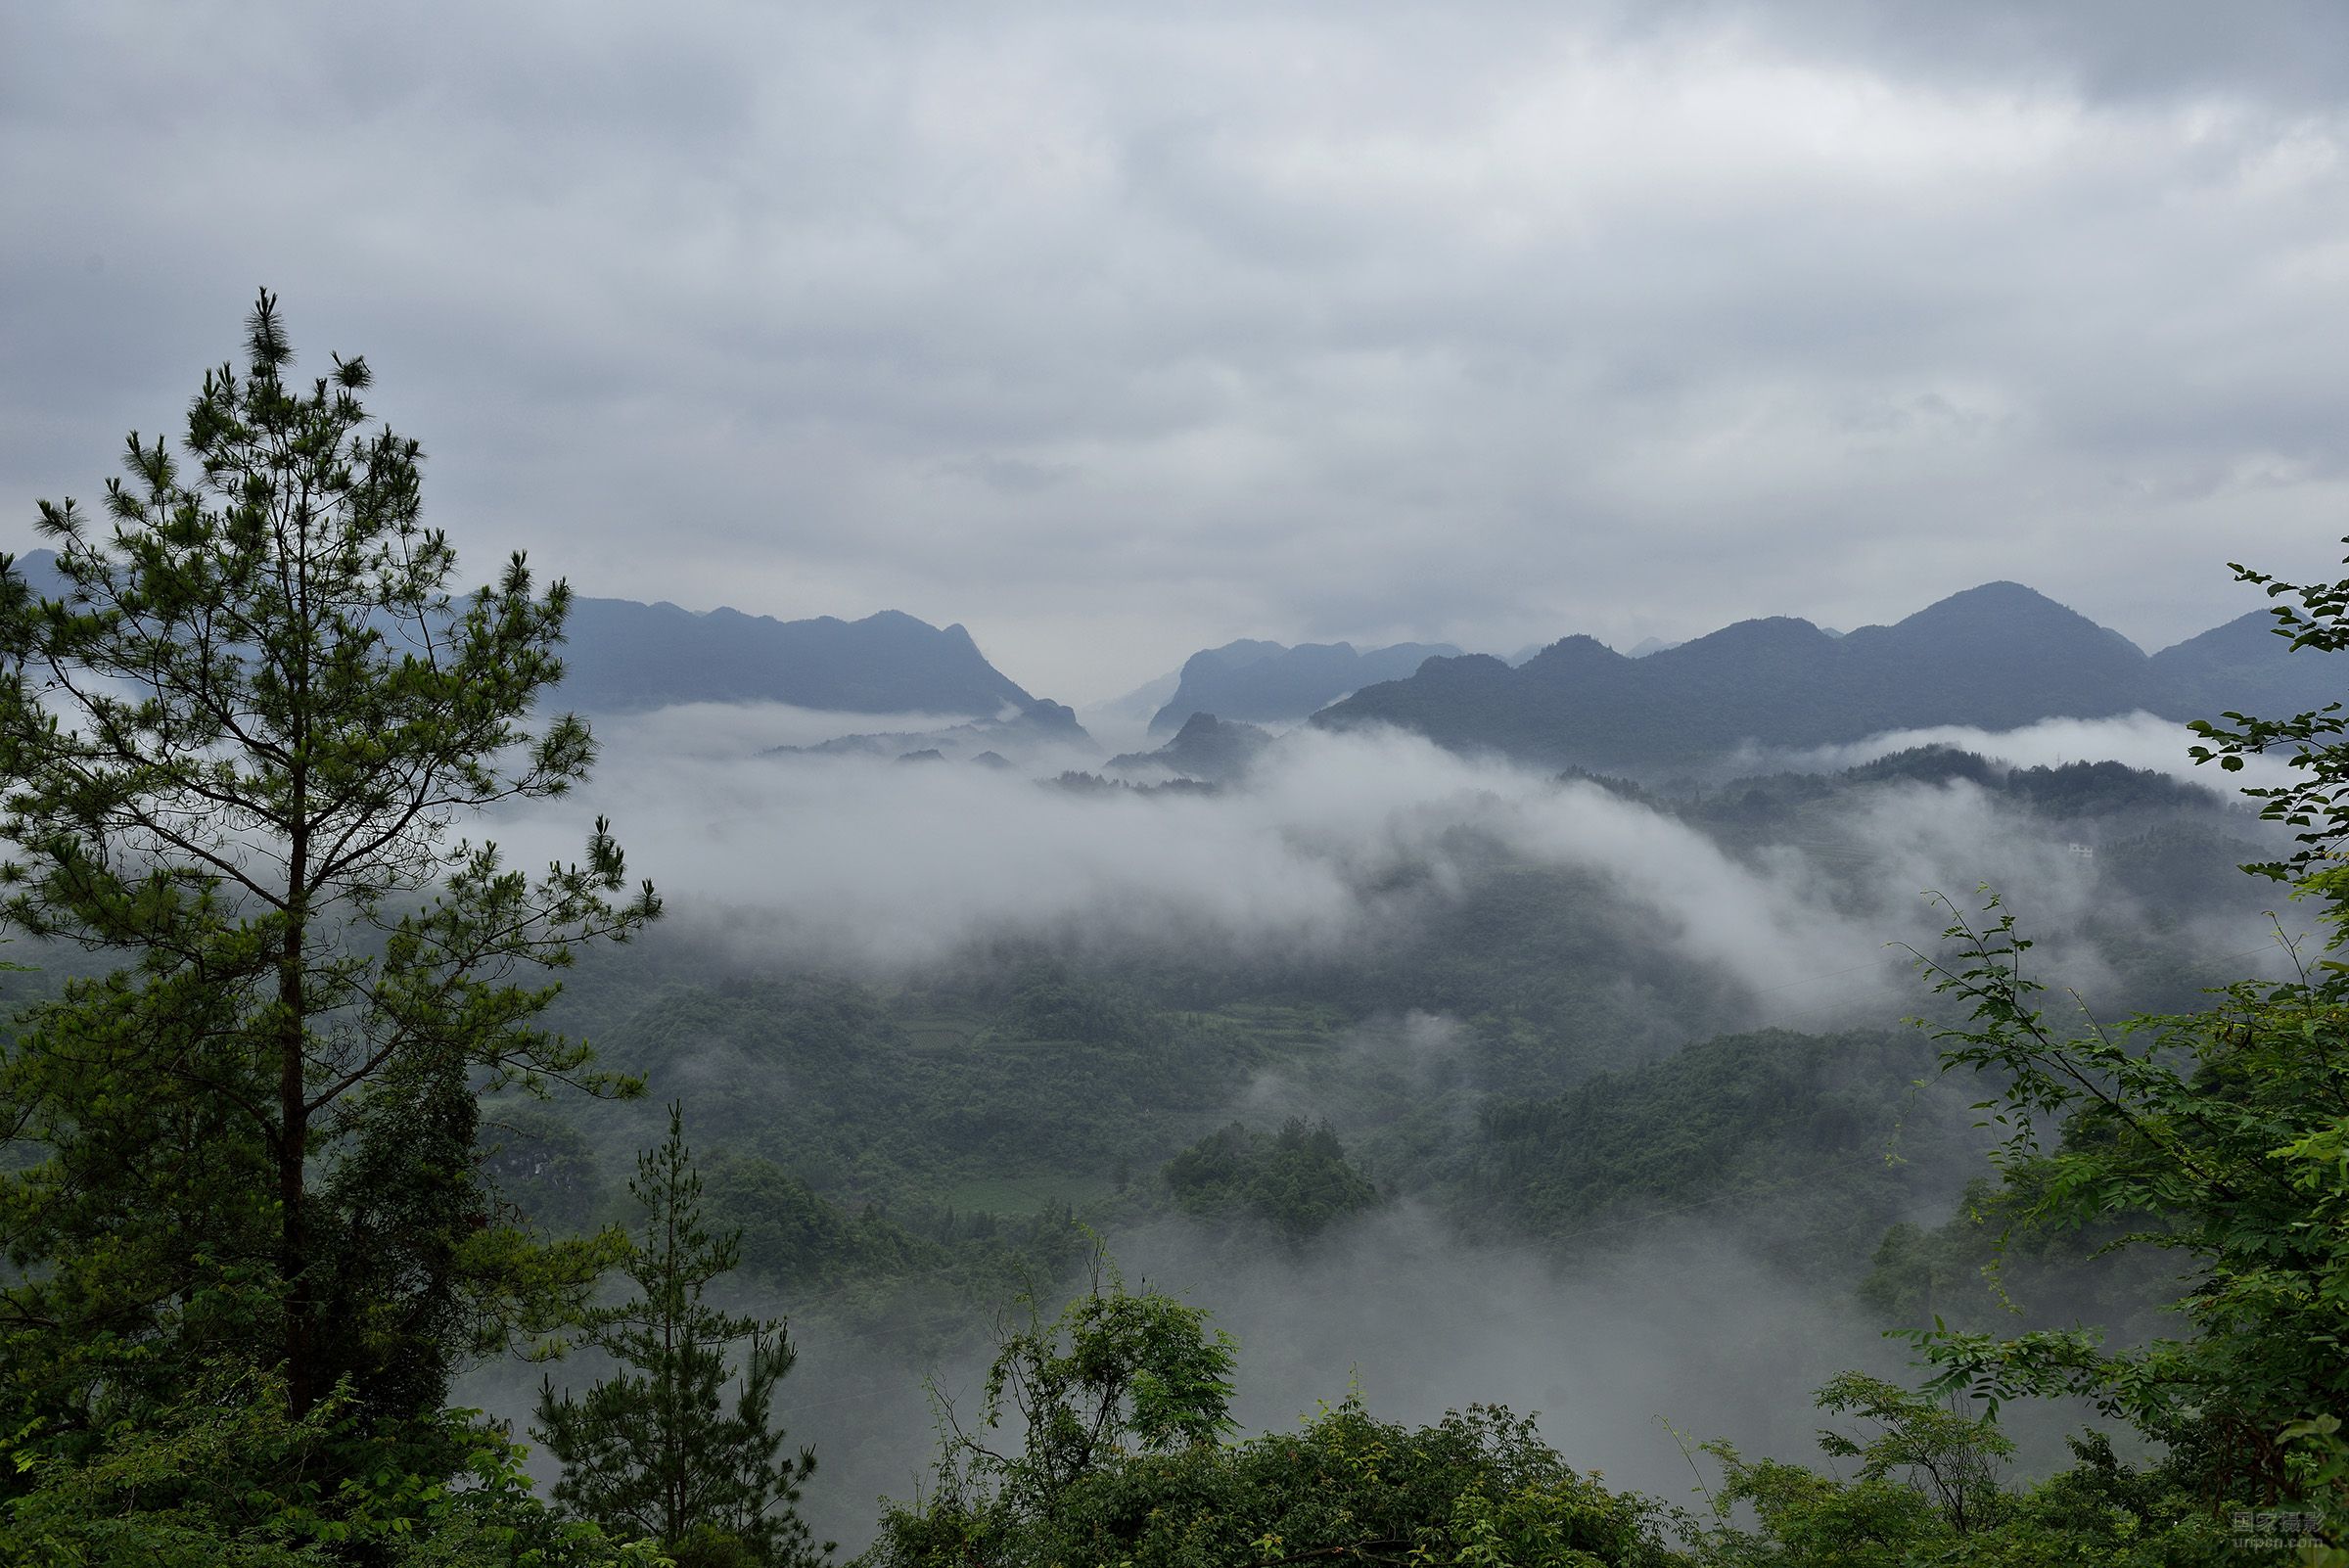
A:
[759,1215,1923,1550]
[1761,712,2298,792]
[493,704,2298,1018]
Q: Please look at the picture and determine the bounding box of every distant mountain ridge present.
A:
[555,595,1039,715]
[1316,581,2345,769]
[3,549,1051,720]
[1148,638,1461,733]
[11,546,2337,764]
[2148,606,2349,719]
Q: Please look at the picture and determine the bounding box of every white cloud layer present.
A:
[488,714,2290,1021]
[1757,711,2302,793]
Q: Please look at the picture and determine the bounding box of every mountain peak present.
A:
[1177,639,1287,682]
[1519,634,1628,678]
[1174,711,1233,741]
[1878,582,2147,665]
[1661,616,1837,664]
[1944,578,2039,601]
[1108,710,1274,781]
[1903,580,2094,626]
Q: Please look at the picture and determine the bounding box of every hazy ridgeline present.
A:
[441,710,2287,1552]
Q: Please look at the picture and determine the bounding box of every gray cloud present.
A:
[6,2,2346,702]
[1666,1,2349,108]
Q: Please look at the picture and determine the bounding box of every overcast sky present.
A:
[6,2,2347,704]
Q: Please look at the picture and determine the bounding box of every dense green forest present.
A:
[1,300,2343,1564]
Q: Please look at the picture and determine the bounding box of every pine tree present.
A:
[0,290,660,1475]
[535,1105,829,1567]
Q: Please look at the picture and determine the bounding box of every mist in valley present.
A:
[493,706,2293,999]
[460,701,2289,1552]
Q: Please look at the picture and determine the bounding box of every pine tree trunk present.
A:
[280,819,312,1415]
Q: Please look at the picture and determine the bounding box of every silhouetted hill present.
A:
[1149,639,1460,733]
[2149,607,2349,719]
[557,596,1037,715]
[1318,581,2345,767]
[1090,639,1283,731]
[1107,713,1274,781]
[1181,638,1288,679]
[7,548,68,600]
